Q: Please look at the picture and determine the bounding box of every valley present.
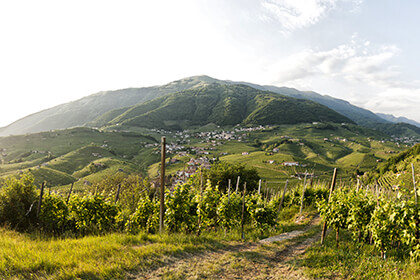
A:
[0,76,419,280]
[0,121,411,192]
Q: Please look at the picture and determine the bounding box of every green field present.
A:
[0,123,408,192]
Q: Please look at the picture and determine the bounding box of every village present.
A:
[144,125,321,186]
[139,124,420,187]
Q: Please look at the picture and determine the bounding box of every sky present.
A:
[1,0,420,127]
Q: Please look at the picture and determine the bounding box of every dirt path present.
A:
[134,216,321,280]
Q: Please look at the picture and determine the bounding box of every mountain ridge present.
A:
[376,113,420,128]
[0,75,418,136]
[97,83,353,130]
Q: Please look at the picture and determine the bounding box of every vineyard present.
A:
[0,171,327,237]
[0,159,419,278]
[317,185,419,260]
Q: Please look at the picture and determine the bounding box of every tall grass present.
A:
[0,204,316,279]
[0,229,226,279]
[301,229,420,280]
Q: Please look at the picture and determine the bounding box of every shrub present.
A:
[126,196,159,234]
[197,181,221,230]
[217,192,242,230]
[0,173,38,231]
[205,162,260,193]
[68,194,119,235]
[165,183,198,233]
[247,194,276,233]
[39,193,69,233]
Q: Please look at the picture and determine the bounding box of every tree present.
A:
[205,162,260,193]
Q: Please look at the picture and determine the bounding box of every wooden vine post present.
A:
[66,182,74,204]
[227,179,231,203]
[198,167,204,234]
[299,171,308,216]
[235,176,240,194]
[412,163,418,207]
[115,184,121,203]
[241,182,247,241]
[321,168,337,245]
[276,180,288,223]
[159,136,166,234]
[412,163,419,240]
[356,178,360,192]
[36,182,45,218]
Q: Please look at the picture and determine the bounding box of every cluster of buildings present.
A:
[390,136,419,146]
[172,157,212,185]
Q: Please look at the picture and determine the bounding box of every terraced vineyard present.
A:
[0,122,408,191]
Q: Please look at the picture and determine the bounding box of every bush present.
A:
[68,194,119,235]
[165,183,198,233]
[39,193,69,233]
[198,181,221,229]
[217,192,242,230]
[247,194,276,233]
[0,173,38,231]
[205,162,260,193]
[126,196,159,234]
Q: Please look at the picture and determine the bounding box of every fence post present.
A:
[412,163,419,240]
[321,168,337,245]
[66,182,74,204]
[235,176,240,194]
[241,182,247,240]
[299,170,308,216]
[198,168,204,234]
[159,136,166,234]
[356,178,360,192]
[412,163,418,207]
[115,184,121,203]
[36,182,45,218]
[276,180,288,223]
[258,179,262,195]
[227,179,231,203]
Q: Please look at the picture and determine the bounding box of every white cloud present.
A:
[260,0,363,33]
[274,35,400,87]
[270,35,420,121]
[365,88,420,121]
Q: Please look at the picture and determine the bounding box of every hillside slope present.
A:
[102,84,353,130]
[376,113,420,128]
[0,77,214,136]
[2,75,419,137]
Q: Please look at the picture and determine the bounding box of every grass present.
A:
[336,152,367,167]
[0,229,227,280]
[0,123,408,192]
[47,146,114,174]
[0,205,316,279]
[29,166,76,186]
[299,229,420,280]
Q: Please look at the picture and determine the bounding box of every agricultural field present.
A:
[0,124,418,279]
[0,122,409,192]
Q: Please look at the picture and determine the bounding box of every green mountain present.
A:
[0,76,214,136]
[370,122,420,137]
[98,83,353,130]
[0,75,419,137]
[229,82,388,126]
[376,113,420,128]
